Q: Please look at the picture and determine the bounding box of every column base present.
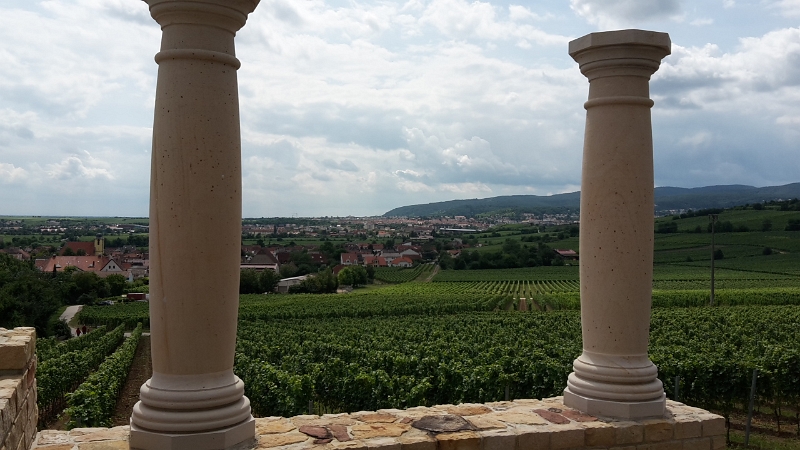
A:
[130,416,256,450]
[564,387,666,419]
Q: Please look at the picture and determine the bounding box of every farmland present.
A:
[68,207,800,440]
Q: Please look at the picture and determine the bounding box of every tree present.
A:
[280,264,298,278]
[62,247,75,256]
[105,274,127,296]
[65,272,110,304]
[338,268,354,286]
[365,265,375,281]
[259,270,280,293]
[0,254,62,335]
[316,268,339,293]
[289,268,338,294]
[240,269,261,294]
[438,251,454,270]
[351,266,368,286]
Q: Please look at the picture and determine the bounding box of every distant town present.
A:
[0,212,580,284]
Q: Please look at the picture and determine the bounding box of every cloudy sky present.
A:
[1,0,798,217]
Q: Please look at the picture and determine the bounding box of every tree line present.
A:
[0,254,132,337]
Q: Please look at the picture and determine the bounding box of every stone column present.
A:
[563,30,671,419]
[130,1,259,449]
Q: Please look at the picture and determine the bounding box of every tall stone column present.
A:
[130,1,259,449]
[563,30,671,419]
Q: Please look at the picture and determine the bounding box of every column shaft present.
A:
[563,29,671,419]
[130,1,259,449]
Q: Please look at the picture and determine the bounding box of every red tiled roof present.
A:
[35,256,125,276]
[61,241,96,256]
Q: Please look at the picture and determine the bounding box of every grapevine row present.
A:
[65,323,143,428]
[234,307,800,419]
[36,325,125,426]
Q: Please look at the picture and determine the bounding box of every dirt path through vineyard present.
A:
[421,264,439,282]
[112,335,152,426]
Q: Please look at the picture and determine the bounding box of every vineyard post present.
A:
[745,368,758,446]
[709,214,719,306]
[563,30,671,419]
[130,1,259,449]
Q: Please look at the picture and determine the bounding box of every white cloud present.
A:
[0,163,27,184]
[46,154,114,181]
[776,115,800,124]
[655,27,800,114]
[439,182,493,194]
[0,0,798,216]
[570,0,682,29]
[774,0,800,17]
[508,5,551,22]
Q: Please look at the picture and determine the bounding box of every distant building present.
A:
[241,249,280,273]
[276,275,308,293]
[340,253,359,265]
[389,257,413,268]
[35,255,126,277]
[554,249,579,260]
[1,248,30,261]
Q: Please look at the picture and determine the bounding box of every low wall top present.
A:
[0,327,36,372]
[32,397,726,450]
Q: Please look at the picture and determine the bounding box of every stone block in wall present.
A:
[517,424,551,450]
[0,399,10,444]
[478,428,516,450]
[643,419,674,442]
[397,431,435,450]
[436,431,480,450]
[583,420,617,447]
[550,425,585,450]
[681,437,711,450]
[674,417,702,440]
[0,329,35,371]
[701,417,725,437]
[364,437,401,449]
[5,418,22,450]
[616,421,645,445]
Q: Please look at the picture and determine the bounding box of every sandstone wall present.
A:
[0,327,37,450]
[30,397,726,450]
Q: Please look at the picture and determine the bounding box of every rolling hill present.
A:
[383,183,800,217]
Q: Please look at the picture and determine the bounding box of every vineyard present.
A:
[36,323,143,428]
[373,263,435,283]
[232,307,800,419]
[68,256,800,436]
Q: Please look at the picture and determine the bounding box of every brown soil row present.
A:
[111,336,152,426]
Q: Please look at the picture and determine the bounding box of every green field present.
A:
[66,209,800,438]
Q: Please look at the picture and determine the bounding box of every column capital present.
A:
[145,0,259,34]
[569,29,671,82]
